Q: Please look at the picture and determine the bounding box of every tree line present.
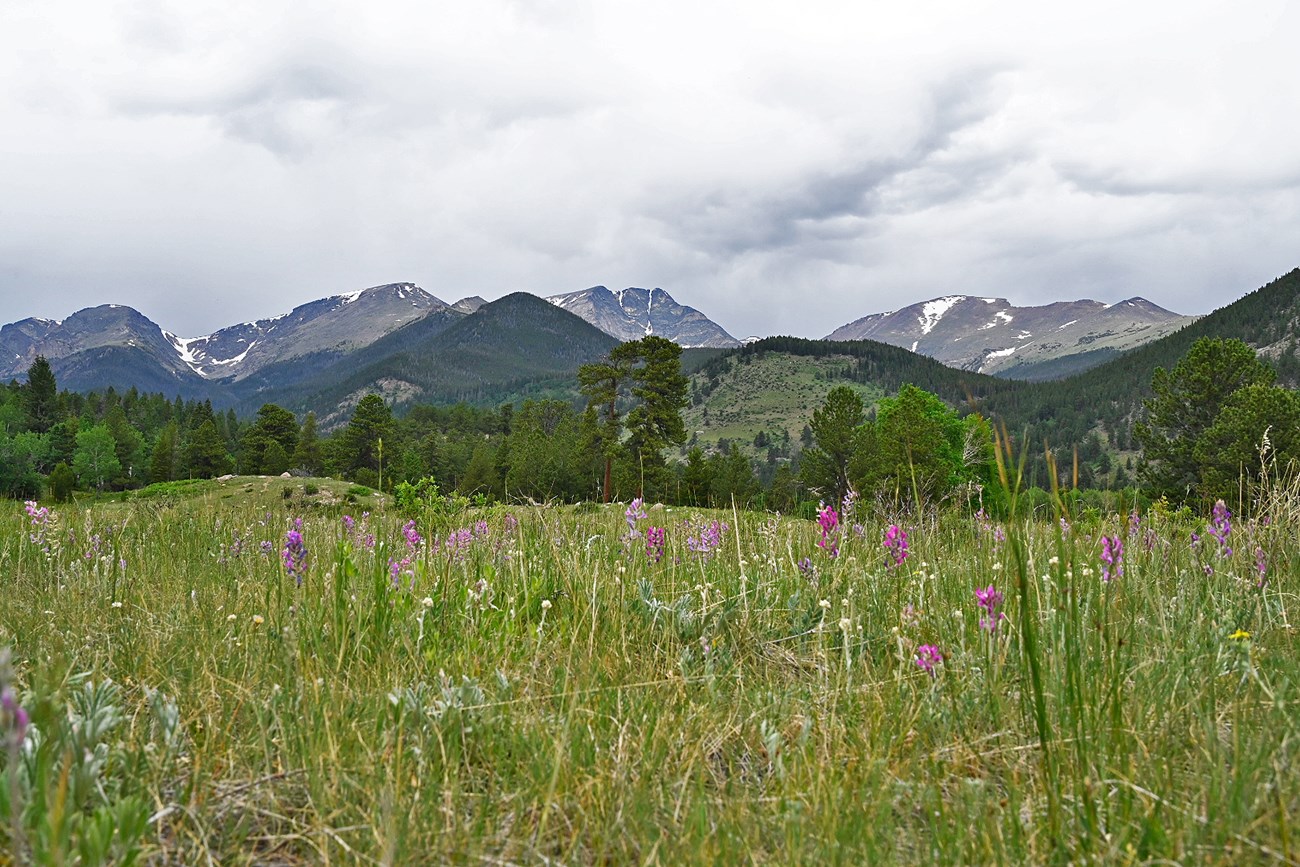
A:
[4,333,1292,512]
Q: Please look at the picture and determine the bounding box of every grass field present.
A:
[1,477,1297,864]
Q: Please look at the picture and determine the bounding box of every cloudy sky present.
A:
[2,0,1298,340]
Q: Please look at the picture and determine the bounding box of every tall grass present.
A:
[0,477,1296,864]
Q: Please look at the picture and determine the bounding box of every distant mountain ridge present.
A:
[545,286,741,348]
[165,283,447,380]
[826,295,1196,380]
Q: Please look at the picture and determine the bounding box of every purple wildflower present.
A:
[1256,547,1267,588]
[816,502,840,558]
[797,556,815,578]
[685,520,728,559]
[1209,500,1233,556]
[975,584,1005,632]
[645,526,666,563]
[388,556,414,588]
[259,540,274,556]
[915,644,943,677]
[1100,534,1123,582]
[1128,509,1141,537]
[504,513,519,533]
[283,528,308,586]
[625,498,647,534]
[884,524,909,567]
[342,514,355,534]
[402,519,423,550]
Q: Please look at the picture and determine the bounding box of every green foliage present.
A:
[48,461,76,502]
[237,403,299,474]
[853,384,969,503]
[0,431,48,499]
[337,394,392,478]
[1194,383,1300,502]
[292,411,323,474]
[181,419,233,480]
[73,424,122,492]
[22,355,59,433]
[147,422,177,484]
[1134,337,1276,502]
[393,476,470,521]
[799,385,865,505]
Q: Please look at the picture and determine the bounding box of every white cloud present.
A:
[0,0,1297,340]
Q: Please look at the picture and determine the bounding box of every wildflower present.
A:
[1128,509,1141,537]
[1209,500,1233,556]
[1100,535,1123,582]
[816,502,840,557]
[541,599,552,611]
[915,644,942,677]
[283,528,309,586]
[388,556,414,588]
[797,556,815,578]
[1228,629,1251,641]
[402,520,423,550]
[111,601,123,609]
[252,614,265,625]
[975,584,1005,632]
[342,514,355,534]
[685,519,728,560]
[645,526,666,563]
[260,540,274,556]
[227,614,237,622]
[884,524,908,567]
[421,596,434,609]
[625,498,647,534]
[819,599,831,611]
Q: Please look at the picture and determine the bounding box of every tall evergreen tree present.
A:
[149,422,177,484]
[578,346,637,502]
[23,355,59,433]
[183,419,233,479]
[339,394,393,477]
[292,412,324,475]
[606,335,690,500]
[800,386,865,506]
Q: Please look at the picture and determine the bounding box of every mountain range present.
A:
[825,295,1196,380]
[0,277,1226,423]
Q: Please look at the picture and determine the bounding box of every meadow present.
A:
[0,475,1296,865]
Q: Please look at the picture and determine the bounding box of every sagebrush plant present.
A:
[0,473,1296,864]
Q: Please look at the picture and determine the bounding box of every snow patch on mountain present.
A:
[918,296,965,335]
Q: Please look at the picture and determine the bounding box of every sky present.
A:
[2,0,1299,341]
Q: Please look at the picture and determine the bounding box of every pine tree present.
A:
[339,395,393,477]
[1134,337,1275,501]
[183,419,233,479]
[149,423,177,483]
[799,386,865,506]
[292,412,323,475]
[578,346,637,502]
[623,336,689,492]
[23,355,58,433]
